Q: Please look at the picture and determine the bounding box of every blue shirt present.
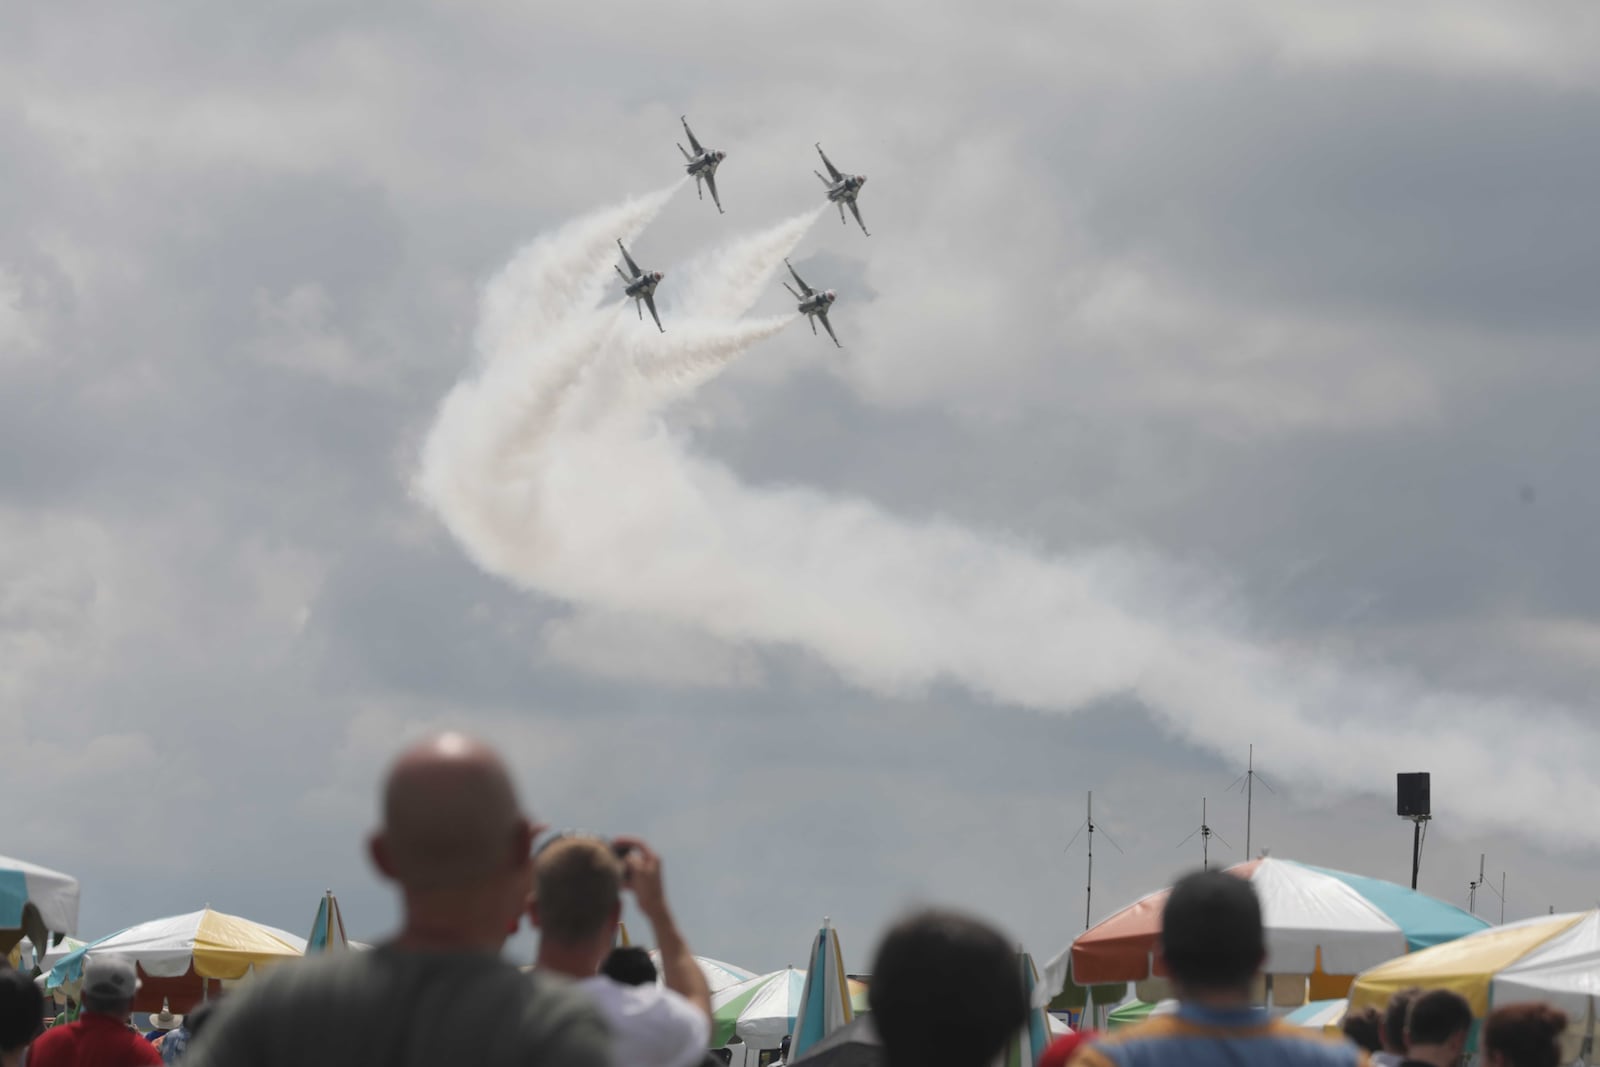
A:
[162,1026,190,1063]
[1073,1002,1367,1067]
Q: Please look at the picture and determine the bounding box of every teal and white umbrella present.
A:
[791,918,854,1060]
[712,967,807,1051]
[0,854,79,954]
[994,952,1051,1067]
[1286,999,1348,1031]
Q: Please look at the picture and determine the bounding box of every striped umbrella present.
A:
[305,891,348,954]
[0,854,79,955]
[791,918,854,1059]
[1350,910,1600,1062]
[994,951,1051,1067]
[1106,1000,1157,1031]
[647,951,758,994]
[712,967,807,1051]
[48,907,305,1012]
[1061,858,1486,996]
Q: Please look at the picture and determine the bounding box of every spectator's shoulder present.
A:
[27,1021,71,1055]
[521,968,612,1059]
[1262,1020,1366,1064]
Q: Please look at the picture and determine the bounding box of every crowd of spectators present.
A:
[0,734,1577,1067]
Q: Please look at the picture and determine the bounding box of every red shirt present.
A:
[27,1012,164,1067]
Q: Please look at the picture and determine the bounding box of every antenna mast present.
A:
[1066,791,1123,929]
[1229,744,1276,860]
[1178,797,1230,870]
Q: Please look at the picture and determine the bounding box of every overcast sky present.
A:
[5,1,1600,976]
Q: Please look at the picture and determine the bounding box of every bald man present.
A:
[185,734,610,1067]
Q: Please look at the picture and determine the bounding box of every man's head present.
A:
[0,968,43,1055]
[1383,988,1423,1053]
[601,945,658,986]
[370,733,535,895]
[184,1000,218,1041]
[81,958,140,1017]
[1159,870,1265,995]
[1342,1006,1383,1053]
[531,836,623,949]
[1406,989,1473,1061]
[869,910,1027,1067]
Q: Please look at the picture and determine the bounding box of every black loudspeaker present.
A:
[1397,772,1431,818]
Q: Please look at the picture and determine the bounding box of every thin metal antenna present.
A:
[1481,868,1505,925]
[1066,791,1123,929]
[1177,797,1231,870]
[1228,744,1276,860]
[1469,854,1486,915]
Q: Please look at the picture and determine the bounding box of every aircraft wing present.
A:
[847,200,870,236]
[618,240,642,278]
[681,116,704,155]
[785,259,814,295]
[818,309,841,348]
[644,291,663,332]
[704,170,723,213]
[815,143,843,182]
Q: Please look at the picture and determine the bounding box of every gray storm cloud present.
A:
[416,191,1600,849]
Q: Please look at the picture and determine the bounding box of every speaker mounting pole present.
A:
[1397,772,1432,890]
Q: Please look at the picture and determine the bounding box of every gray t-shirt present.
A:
[181,946,610,1067]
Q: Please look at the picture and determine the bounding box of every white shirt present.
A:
[579,976,710,1067]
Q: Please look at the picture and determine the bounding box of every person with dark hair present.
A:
[1483,1003,1567,1067]
[1342,1007,1383,1054]
[0,969,44,1067]
[533,836,710,1067]
[28,957,162,1066]
[1071,870,1365,1067]
[1375,989,1422,1067]
[1402,990,1473,1067]
[602,946,659,987]
[183,733,610,1067]
[869,909,1028,1067]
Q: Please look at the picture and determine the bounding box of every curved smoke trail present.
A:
[418,194,1600,849]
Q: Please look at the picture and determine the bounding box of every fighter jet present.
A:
[615,239,665,332]
[813,143,869,236]
[782,258,841,347]
[677,116,726,214]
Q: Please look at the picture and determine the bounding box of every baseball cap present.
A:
[83,958,140,1001]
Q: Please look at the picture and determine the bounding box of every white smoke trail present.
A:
[476,182,680,362]
[675,205,829,318]
[419,196,1600,849]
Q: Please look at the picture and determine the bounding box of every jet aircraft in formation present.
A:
[783,258,841,348]
[678,116,726,214]
[813,144,869,236]
[615,240,664,333]
[616,120,868,340]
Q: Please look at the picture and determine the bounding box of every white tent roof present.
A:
[0,854,79,936]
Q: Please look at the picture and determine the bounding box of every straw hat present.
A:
[147,999,183,1031]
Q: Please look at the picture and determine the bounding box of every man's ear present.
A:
[369,833,397,881]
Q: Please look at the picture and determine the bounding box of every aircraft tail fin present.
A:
[677,143,692,162]
[814,170,832,187]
